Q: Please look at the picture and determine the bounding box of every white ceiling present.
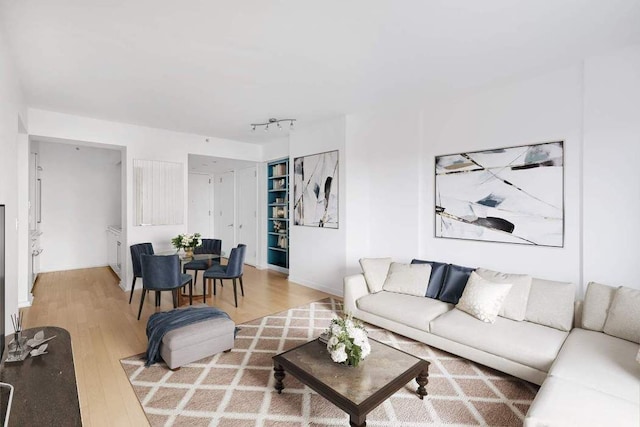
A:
[2,1,640,144]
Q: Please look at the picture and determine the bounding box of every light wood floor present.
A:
[22,265,333,427]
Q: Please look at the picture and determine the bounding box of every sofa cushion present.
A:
[382,262,432,297]
[411,259,448,298]
[549,328,640,404]
[582,281,616,332]
[430,308,568,372]
[456,272,512,323]
[359,258,392,293]
[475,267,532,321]
[439,263,475,304]
[525,278,575,332]
[524,376,640,427]
[603,286,640,344]
[357,291,453,332]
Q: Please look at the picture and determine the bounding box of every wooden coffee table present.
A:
[272,337,429,427]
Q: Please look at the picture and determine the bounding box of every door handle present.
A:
[227,224,233,227]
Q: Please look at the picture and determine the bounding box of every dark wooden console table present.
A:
[0,326,81,426]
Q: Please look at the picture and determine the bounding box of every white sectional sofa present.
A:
[344,261,640,427]
[525,284,640,426]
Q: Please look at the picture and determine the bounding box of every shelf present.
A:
[267,158,290,270]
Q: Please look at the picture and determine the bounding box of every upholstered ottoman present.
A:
[159,306,236,370]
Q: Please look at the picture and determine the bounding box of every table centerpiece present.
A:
[171,232,202,258]
[324,314,371,367]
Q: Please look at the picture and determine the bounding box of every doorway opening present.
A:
[188,154,258,266]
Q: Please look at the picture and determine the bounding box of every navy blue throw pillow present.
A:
[411,259,449,299]
[439,263,476,304]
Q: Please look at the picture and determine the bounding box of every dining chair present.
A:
[129,242,154,304]
[203,244,246,307]
[182,238,222,295]
[137,254,193,320]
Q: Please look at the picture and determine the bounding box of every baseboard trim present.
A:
[287,275,342,298]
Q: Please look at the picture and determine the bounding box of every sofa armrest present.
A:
[343,273,370,315]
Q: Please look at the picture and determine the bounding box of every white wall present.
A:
[343,47,640,295]
[38,142,121,271]
[288,117,346,295]
[0,28,27,332]
[345,66,584,287]
[422,65,584,288]
[27,109,263,291]
[262,137,289,162]
[583,45,640,290]
[345,108,424,271]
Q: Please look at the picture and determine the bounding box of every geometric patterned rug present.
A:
[121,298,538,426]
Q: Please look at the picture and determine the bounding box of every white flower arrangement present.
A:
[325,314,370,367]
[171,233,202,250]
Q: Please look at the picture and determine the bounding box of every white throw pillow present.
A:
[382,262,432,297]
[456,272,512,323]
[581,282,617,332]
[359,258,392,293]
[475,267,532,321]
[603,286,640,344]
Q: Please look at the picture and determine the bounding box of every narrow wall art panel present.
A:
[435,141,564,247]
[294,150,339,228]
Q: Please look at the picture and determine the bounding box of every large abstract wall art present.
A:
[435,141,564,247]
[293,150,339,228]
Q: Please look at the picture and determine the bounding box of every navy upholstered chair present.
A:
[182,238,222,295]
[137,254,193,320]
[129,243,154,304]
[203,244,246,307]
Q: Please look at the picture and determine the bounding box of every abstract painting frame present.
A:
[293,150,339,228]
[435,141,564,247]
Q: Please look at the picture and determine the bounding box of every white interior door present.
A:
[237,166,257,266]
[214,171,235,256]
[188,173,212,236]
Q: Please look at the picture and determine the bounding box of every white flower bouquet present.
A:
[325,314,370,367]
[171,233,202,251]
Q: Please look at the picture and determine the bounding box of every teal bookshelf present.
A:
[267,158,289,270]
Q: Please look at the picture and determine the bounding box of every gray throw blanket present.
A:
[145,306,233,367]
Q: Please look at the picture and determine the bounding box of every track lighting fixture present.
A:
[250,118,296,132]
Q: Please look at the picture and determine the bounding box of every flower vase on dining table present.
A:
[184,247,194,258]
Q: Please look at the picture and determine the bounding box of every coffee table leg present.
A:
[416,370,429,400]
[349,413,366,427]
[273,363,285,394]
